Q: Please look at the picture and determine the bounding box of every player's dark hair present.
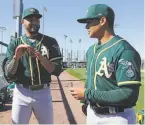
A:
[106,17,114,30]
[106,7,115,30]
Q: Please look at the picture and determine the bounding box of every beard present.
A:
[26,24,40,36]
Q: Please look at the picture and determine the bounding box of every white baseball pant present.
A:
[12,84,53,124]
[87,104,136,125]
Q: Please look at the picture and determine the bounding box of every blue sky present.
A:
[0,0,144,60]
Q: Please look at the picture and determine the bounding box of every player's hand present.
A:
[34,48,43,60]
[14,44,30,60]
[69,88,86,100]
[27,47,35,57]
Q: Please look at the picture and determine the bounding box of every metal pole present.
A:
[70,39,73,63]
[80,40,81,61]
[77,50,78,62]
[78,39,81,61]
[42,7,47,34]
[61,48,63,59]
[65,37,66,62]
[20,1,23,36]
[43,8,44,34]
[71,50,72,63]
[13,0,23,38]
[64,35,67,62]
[0,27,6,54]
[1,31,3,54]
[16,16,20,38]
[71,42,73,63]
[66,49,68,62]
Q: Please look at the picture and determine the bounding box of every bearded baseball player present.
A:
[70,4,141,125]
[3,7,62,124]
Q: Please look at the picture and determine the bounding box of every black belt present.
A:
[18,84,50,91]
[90,103,124,114]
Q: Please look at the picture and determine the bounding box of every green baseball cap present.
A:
[77,4,115,23]
[23,8,42,19]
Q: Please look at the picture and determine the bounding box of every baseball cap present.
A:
[77,4,115,23]
[23,8,42,19]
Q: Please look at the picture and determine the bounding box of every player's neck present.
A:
[98,30,115,45]
[25,31,38,39]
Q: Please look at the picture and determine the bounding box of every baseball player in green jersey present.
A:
[3,8,62,124]
[70,4,141,125]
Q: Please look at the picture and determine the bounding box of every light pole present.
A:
[0,27,6,54]
[79,38,81,61]
[70,39,73,63]
[43,7,47,34]
[64,35,67,62]
[13,0,23,38]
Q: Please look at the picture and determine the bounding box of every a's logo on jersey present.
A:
[41,45,49,59]
[96,57,113,78]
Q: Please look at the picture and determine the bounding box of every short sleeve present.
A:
[116,50,141,86]
[6,40,17,60]
[49,39,63,62]
[48,38,63,76]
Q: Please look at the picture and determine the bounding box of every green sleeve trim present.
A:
[118,81,141,86]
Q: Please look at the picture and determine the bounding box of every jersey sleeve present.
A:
[49,39,63,76]
[6,40,17,60]
[49,39,63,62]
[3,39,18,82]
[115,50,141,86]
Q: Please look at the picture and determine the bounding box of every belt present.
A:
[18,84,49,91]
[90,103,124,114]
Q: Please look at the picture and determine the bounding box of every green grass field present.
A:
[66,68,144,112]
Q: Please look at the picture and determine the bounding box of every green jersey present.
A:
[85,35,141,107]
[5,33,62,86]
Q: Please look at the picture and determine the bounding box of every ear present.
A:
[99,17,107,26]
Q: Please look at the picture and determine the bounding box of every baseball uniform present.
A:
[85,35,141,124]
[77,4,141,125]
[4,32,62,124]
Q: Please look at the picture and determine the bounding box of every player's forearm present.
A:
[51,62,62,76]
[5,56,19,76]
[84,86,139,107]
[39,56,55,73]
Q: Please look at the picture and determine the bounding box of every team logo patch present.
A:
[30,8,36,13]
[98,13,103,16]
[119,59,135,78]
[41,45,49,59]
[126,68,135,77]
